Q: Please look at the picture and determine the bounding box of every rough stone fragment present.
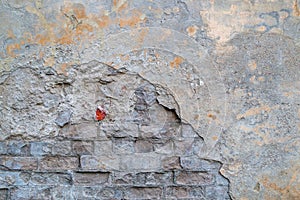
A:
[73,172,110,185]
[39,157,78,170]
[0,157,38,170]
[55,110,72,127]
[175,171,214,186]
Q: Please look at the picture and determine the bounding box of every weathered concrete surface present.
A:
[0,0,299,199]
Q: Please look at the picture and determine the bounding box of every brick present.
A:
[124,187,162,199]
[113,172,134,185]
[71,186,123,199]
[180,156,221,171]
[71,186,102,199]
[154,141,174,154]
[162,156,181,170]
[0,172,29,186]
[72,141,93,155]
[113,138,134,154]
[165,186,205,199]
[73,172,110,185]
[52,141,72,155]
[0,171,71,187]
[80,155,120,170]
[175,171,214,186]
[39,156,78,170]
[0,157,38,170]
[206,186,231,200]
[30,142,52,156]
[144,172,173,186]
[97,187,117,199]
[135,172,147,185]
[10,186,72,200]
[51,186,73,199]
[113,172,172,186]
[94,140,112,156]
[10,187,52,200]
[0,189,8,200]
[29,172,72,186]
[120,153,161,171]
[0,142,7,155]
[102,122,139,138]
[7,141,30,156]
[60,122,98,139]
[134,140,153,153]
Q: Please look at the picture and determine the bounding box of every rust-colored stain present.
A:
[170,56,183,68]
[4,2,146,58]
[44,56,55,67]
[186,25,199,37]
[94,15,110,28]
[293,0,300,16]
[135,28,149,46]
[212,135,218,141]
[236,105,274,120]
[7,30,16,39]
[59,63,69,75]
[207,113,217,120]
[248,60,257,71]
[113,0,128,13]
[6,43,21,57]
[119,11,146,28]
[260,165,300,199]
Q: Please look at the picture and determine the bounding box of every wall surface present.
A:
[0,0,299,199]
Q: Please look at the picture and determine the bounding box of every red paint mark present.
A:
[96,106,106,121]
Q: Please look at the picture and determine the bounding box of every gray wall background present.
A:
[0,0,299,199]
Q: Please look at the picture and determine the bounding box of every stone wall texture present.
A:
[0,0,299,199]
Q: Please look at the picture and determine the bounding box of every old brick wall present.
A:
[0,0,299,200]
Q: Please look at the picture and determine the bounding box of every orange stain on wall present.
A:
[4,2,148,58]
[119,11,146,28]
[170,56,183,68]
